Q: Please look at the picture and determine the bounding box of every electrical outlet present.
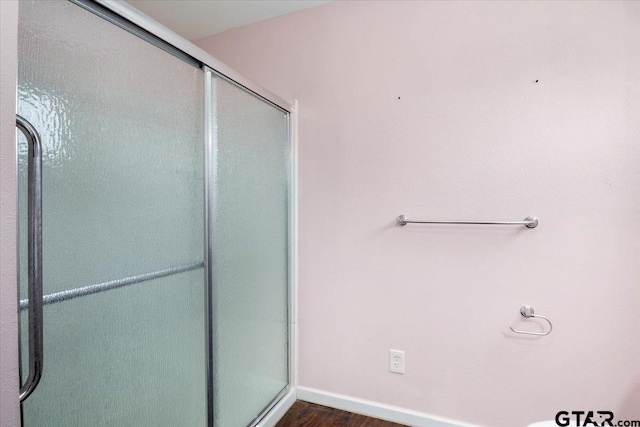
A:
[389,349,405,374]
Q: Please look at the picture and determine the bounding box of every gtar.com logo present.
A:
[555,411,640,427]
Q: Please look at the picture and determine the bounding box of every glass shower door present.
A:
[17,0,207,425]
[208,73,290,427]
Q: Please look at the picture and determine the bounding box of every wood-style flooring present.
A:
[276,401,409,427]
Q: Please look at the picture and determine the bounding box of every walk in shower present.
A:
[16,1,291,426]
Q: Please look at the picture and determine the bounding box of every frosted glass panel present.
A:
[18,0,204,294]
[20,271,206,427]
[211,77,289,427]
[17,0,206,425]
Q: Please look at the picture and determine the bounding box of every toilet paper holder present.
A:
[509,305,553,336]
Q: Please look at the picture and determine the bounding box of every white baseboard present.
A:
[296,386,473,427]
[255,388,297,427]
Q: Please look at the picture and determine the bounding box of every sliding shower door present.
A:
[17,0,206,425]
[208,73,290,427]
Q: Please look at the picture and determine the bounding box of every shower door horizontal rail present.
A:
[85,0,292,113]
[19,261,204,311]
[249,385,290,427]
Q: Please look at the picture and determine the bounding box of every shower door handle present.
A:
[16,115,44,402]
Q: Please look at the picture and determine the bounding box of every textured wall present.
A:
[0,1,20,426]
[196,1,640,426]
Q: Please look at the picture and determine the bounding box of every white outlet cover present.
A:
[389,349,405,374]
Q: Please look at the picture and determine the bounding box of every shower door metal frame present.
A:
[204,64,295,427]
[93,0,292,114]
[14,1,298,426]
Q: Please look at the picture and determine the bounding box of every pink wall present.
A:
[196,2,640,425]
[0,1,20,426]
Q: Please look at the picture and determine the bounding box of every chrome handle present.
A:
[397,215,538,228]
[509,305,553,337]
[16,115,43,402]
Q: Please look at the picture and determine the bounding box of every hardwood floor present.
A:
[276,401,408,427]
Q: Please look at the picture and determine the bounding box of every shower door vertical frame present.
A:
[288,100,299,391]
[203,66,216,427]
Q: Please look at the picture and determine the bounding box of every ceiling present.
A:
[125,0,333,41]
